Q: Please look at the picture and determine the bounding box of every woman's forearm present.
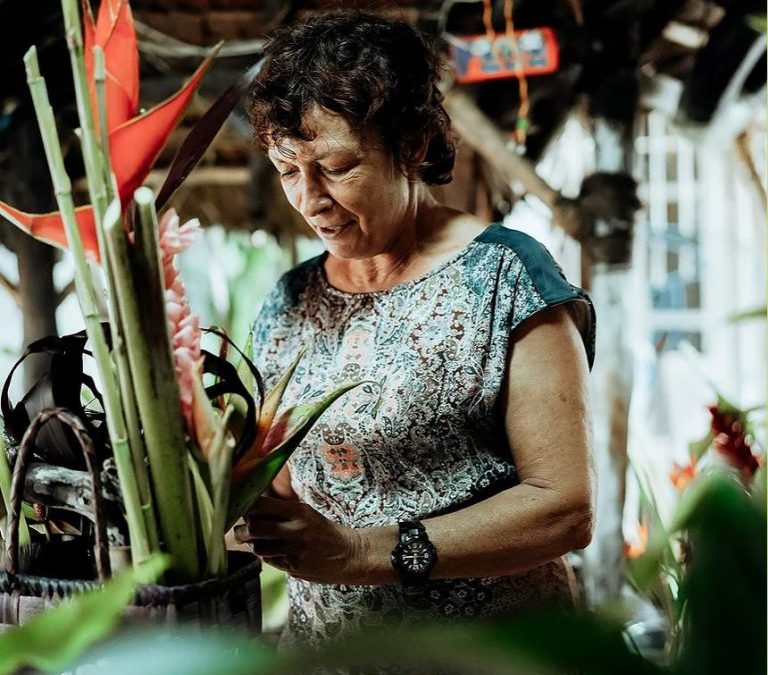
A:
[352,482,593,585]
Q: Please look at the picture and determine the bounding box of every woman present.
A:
[235,11,596,653]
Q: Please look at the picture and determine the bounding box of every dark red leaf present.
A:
[155,56,266,211]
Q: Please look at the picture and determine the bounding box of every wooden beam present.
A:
[144,166,252,188]
[443,88,581,239]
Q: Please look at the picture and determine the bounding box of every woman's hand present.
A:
[233,495,367,583]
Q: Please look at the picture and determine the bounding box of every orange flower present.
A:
[670,460,698,492]
[624,520,649,559]
[0,0,215,262]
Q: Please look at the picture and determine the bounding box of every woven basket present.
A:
[0,408,261,632]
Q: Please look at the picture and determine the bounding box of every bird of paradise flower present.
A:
[0,0,215,262]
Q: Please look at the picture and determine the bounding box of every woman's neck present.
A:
[324,202,487,293]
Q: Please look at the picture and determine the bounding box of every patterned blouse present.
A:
[252,224,596,651]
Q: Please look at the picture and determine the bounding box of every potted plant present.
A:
[0,0,366,628]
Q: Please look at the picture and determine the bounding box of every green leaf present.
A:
[747,14,767,33]
[0,554,168,674]
[69,625,276,675]
[688,431,713,462]
[0,421,29,545]
[226,381,365,528]
[205,406,235,577]
[187,453,214,558]
[234,329,256,415]
[726,305,766,323]
[275,612,660,675]
[674,473,766,675]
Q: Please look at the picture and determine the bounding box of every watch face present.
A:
[401,541,435,574]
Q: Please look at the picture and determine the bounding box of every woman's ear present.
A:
[406,134,430,181]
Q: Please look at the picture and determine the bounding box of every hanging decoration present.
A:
[447,0,559,151]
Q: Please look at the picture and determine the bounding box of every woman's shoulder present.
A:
[471,224,575,301]
[469,224,596,369]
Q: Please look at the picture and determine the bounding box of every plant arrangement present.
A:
[625,394,765,662]
[0,0,364,585]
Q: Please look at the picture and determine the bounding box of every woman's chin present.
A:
[323,236,369,260]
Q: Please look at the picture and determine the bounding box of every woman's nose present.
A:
[301,176,332,218]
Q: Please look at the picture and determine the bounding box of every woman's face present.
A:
[267,108,419,260]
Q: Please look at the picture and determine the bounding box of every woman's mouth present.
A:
[317,221,352,238]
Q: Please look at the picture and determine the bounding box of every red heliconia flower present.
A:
[708,404,760,481]
[670,459,698,492]
[0,0,215,263]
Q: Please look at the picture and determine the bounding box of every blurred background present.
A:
[0,0,765,646]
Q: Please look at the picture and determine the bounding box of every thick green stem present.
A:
[110,189,200,581]
[23,46,152,571]
[103,204,160,555]
[93,46,114,202]
[61,0,109,224]
[61,1,161,559]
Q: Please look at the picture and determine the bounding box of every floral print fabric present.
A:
[252,224,596,650]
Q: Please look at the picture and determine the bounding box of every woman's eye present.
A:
[321,166,351,176]
[279,168,298,178]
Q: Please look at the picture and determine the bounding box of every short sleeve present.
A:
[480,226,596,369]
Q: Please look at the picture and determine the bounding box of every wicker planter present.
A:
[0,408,261,632]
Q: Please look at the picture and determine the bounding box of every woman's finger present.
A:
[233,519,286,543]
[247,518,286,539]
[247,495,301,520]
[249,538,291,557]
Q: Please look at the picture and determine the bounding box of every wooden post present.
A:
[579,112,637,606]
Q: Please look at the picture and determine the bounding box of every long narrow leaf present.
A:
[202,326,263,416]
[187,453,214,562]
[234,346,305,473]
[199,348,256,457]
[0,422,29,545]
[227,382,365,528]
[155,56,266,210]
[206,407,234,577]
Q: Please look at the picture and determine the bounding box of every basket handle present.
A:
[5,408,111,581]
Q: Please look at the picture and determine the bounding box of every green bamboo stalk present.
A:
[102,203,160,555]
[61,0,109,225]
[93,46,113,201]
[111,188,200,581]
[23,46,152,572]
[91,41,159,554]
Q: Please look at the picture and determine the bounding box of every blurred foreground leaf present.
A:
[0,554,168,674]
[273,612,662,675]
[71,626,275,675]
[674,474,766,675]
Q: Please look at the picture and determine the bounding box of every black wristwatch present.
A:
[390,520,437,586]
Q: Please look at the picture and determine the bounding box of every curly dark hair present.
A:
[248,11,455,185]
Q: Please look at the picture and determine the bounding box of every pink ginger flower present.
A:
[157,209,202,434]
